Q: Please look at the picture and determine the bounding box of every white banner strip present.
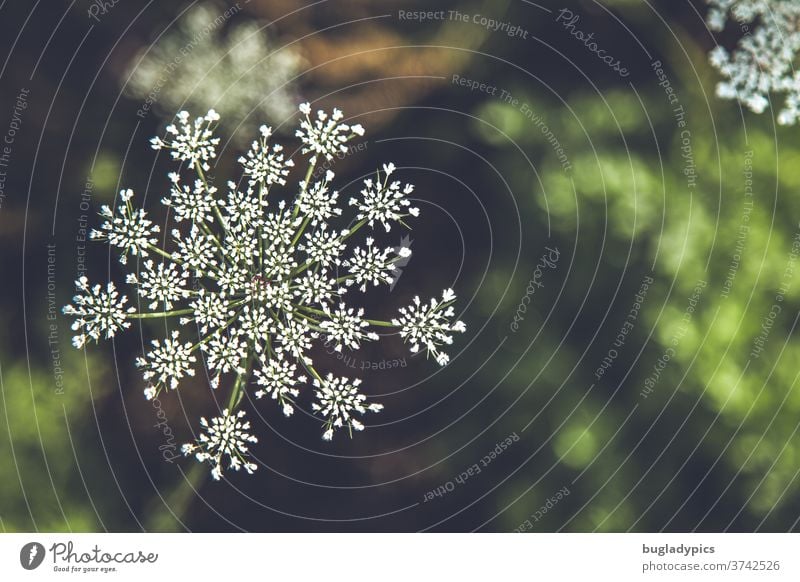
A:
[1,533,798,581]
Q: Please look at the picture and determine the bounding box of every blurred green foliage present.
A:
[0,349,109,531]
[465,25,800,529]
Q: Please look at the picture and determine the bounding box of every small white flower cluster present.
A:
[392,289,466,366]
[64,104,466,480]
[296,103,364,162]
[136,330,196,391]
[707,0,800,124]
[350,163,420,232]
[312,374,384,440]
[181,409,258,480]
[150,110,221,170]
[63,277,135,348]
[90,189,160,265]
[239,125,295,186]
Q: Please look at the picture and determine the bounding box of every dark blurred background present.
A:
[2,0,800,532]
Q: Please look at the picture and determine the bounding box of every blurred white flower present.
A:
[707,0,800,124]
[124,1,302,141]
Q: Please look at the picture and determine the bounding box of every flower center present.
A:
[251,274,270,289]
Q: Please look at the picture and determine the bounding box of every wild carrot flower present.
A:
[63,104,466,480]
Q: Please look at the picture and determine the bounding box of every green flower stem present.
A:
[342,218,367,241]
[189,332,216,354]
[291,261,312,277]
[293,311,324,332]
[265,329,274,358]
[128,308,194,319]
[305,362,324,384]
[292,158,317,219]
[143,461,207,532]
[191,164,227,256]
[298,304,394,328]
[303,159,317,190]
[258,184,266,270]
[201,222,224,250]
[194,162,228,237]
[294,311,321,323]
[147,244,180,263]
[365,319,395,327]
[297,305,325,317]
[290,215,311,247]
[226,355,253,411]
[389,253,409,264]
[188,300,248,354]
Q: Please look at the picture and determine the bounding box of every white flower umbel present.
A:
[127,259,191,310]
[89,189,160,265]
[240,125,295,186]
[253,355,306,417]
[344,236,398,292]
[311,374,383,440]
[162,174,218,223]
[707,0,800,124]
[296,104,364,162]
[181,409,258,480]
[392,289,467,366]
[136,330,197,390]
[64,105,465,481]
[350,163,420,232]
[320,303,378,352]
[63,277,135,348]
[151,109,221,170]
